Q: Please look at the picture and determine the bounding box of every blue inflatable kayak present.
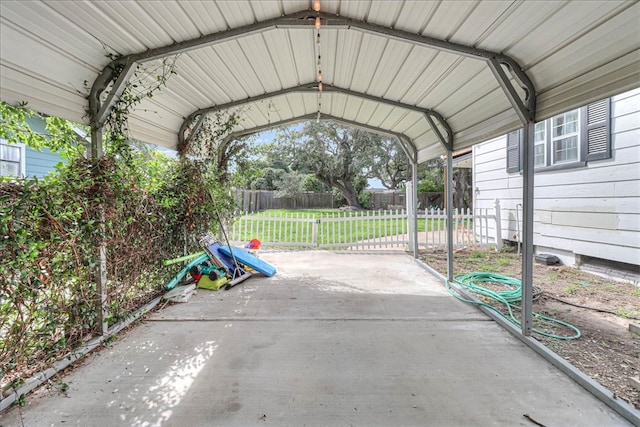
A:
[219,246,277,277]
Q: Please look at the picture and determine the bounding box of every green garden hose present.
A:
[446,272,581,340]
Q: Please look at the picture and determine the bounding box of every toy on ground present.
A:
[163,252,209,290]
[219,245,276,277]
[189,260,229,290]
[199,234,253,289]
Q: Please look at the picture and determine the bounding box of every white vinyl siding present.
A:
[473,87,640,267]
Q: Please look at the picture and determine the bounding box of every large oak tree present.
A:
[274,121,375,208]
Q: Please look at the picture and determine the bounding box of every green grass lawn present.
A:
[230,208,445,246]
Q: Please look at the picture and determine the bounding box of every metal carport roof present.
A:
[1,0,639,162]
[2,4,640,418]
[2,0,640,339]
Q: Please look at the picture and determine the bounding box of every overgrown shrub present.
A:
[0,152,234,390]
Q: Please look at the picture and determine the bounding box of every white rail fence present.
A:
[229,200,502,251]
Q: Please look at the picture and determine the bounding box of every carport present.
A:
[1,1,639,424]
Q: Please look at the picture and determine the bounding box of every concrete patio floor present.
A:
[0,251,632,426]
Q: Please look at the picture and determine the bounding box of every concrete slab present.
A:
[0,251,633,426]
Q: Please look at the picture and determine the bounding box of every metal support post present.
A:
[521,122,535,336]
[412,161,419,257]
[488,50,537,337]
[446,150,454,282]
[90,125,108,336]
[90,126,103,160]
[96,235,108,336]
[406,180,415,252]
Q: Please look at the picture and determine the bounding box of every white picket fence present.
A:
[420,205,502,250]
[229,202,502,251]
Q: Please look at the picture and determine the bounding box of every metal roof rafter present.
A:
[177,82,450,153]
[89,9,535,137]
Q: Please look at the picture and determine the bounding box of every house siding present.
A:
[472,88,640,267]
[24,146,62,177]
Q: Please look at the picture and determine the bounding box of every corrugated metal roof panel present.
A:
[176,2,227,36]
[44,1,147,55]
[530,9,640,93]
[367,41,414,98]
[1,22,94,89]
[1,3,105,70]
[1,0,638,162]
[474,1,563,54]
[399,51,464,106]
[446,1,514,46]
[379,108,409,132]
[332,30,363,88]
[336,1,373,20]
[214,1,259,29]
[329,92,348,117]
[512,2,628,68]
[0,65,87,124]
[396,114,425,138]
[366,1,405,28]
[437,68,498,118]
[417,58,485,108]
[262,31,299,89]
[366,103,395,127]
[286,28,317,86]
[424,1,479,42]
[537,50,640,120]
[138,2,202,43]
[98,1,176,48]
[391,2,439,35]
[127,115,177,144]
[349,34,389,93]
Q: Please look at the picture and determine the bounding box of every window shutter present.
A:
[584,98,611,161]
[506,129,522,173]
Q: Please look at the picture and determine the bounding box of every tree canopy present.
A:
[1,101,86,160]
[362,136,409,190]
[271,121,409,208]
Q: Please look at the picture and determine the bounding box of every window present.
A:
[0,139,25,177]
[534,122,546,168]
[506,98,611,172]
[552,109,579,164]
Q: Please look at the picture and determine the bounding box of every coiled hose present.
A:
[446,272,581,340]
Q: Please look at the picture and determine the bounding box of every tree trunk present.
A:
[341,181,361,208]
[317,175,362,209]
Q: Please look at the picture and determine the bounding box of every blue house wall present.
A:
[24,146,62,177]
[24,115,63,177]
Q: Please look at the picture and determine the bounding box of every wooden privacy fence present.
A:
[368,191,444,210]
[228,201,502,251]
[235,189,444,212]
[235,190,335,211]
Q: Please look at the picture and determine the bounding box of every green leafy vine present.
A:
[0,55,243,400]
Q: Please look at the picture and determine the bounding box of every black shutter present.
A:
[583,98,611,161]
[506,129,522,173]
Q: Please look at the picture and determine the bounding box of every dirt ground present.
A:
[421,246,640,410]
